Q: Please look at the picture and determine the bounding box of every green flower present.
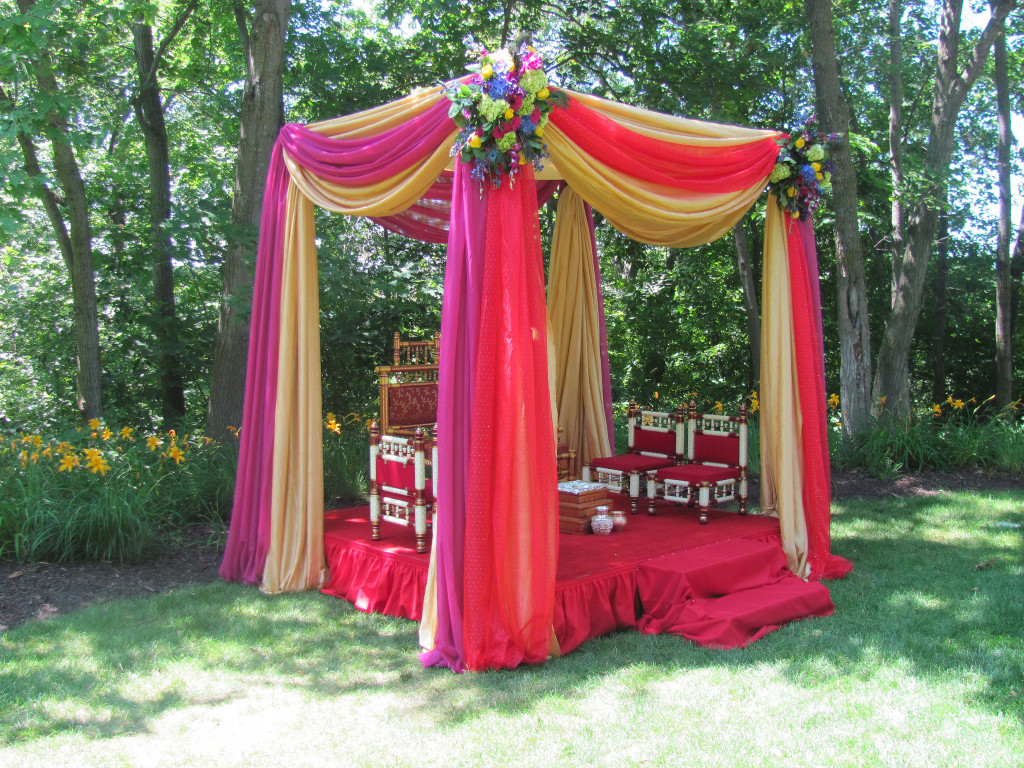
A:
[478,96,509,124]
[519,69,547,95]
[517,93,536,116]
[769,163,791,183]
[805,144,825,162]
[496,132,518,151]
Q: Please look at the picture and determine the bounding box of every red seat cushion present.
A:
[657,464,739,485]
[591,453,674,473]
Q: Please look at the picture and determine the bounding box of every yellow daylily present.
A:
[119,426,135,441]
[58,453,80,472]
[146,435,162,451]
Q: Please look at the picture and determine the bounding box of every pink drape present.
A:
[788,217,852,580]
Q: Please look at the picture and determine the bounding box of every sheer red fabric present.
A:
[462,167,560,670]
[787,217,853,580]
[551,99,779,193]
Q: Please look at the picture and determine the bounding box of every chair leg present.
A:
[370,491,382,540]
[646,470,658,514]
[629,471,642,515]
[697,483,711,525]
[739,473,748,515]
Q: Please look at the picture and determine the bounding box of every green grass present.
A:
[1,490,1022,767]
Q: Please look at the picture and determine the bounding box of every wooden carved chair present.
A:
[581,401,685,514]
[648,401,748,525]
[369,423,437,553]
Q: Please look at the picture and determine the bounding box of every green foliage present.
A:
[830,402,1024,477]
[323,411,370,506]
[0,421,238,564]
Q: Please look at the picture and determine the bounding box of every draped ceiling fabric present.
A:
[219,83,852,672]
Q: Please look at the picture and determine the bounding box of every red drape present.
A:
[462,167,560,670]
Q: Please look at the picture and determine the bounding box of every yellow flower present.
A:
[878,395,887,405]
[795,137,806,148]
[953,399,964,410]
[828,393,840,409]
[537,87,550,100]
[56,441,74,454]
[101,427,113,441]
[227,425,239,438]
[83,447,102,463]
[203,436,213,446]
[653,391,659,400]
[325,413,341,435]
[713,401,724,414]
[146,435,162,451]
[86,454,111,476]
[812,162,822,172]
[481,64,493,80]
[30,451,39,464]
[18,450,28,467]
[88,418,101,430]
[535,126,544,138]
[932,404,943,416]
[58,453,80,472]
[787,186,797,197]
[165,444,185,464]
[749,397,759,414]
[816,172,824,180]
[119,426,135,441]
[946,395,954,405]
[469,133,482,148]
[42,445,53,458]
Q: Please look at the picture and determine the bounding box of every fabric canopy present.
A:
[219,82,852,672]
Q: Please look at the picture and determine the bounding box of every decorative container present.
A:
[591,505,613,536]
[611,508,628,532]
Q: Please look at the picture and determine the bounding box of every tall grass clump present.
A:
[0,421,239,564]
[323,411,370,506]
[829,396,1024,477]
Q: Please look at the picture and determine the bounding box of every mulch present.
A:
[2,470,1021,633]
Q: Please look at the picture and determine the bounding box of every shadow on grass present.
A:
[1,490,1021,744]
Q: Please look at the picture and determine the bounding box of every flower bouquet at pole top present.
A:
[444,44,568,186]
[767,118,840,218]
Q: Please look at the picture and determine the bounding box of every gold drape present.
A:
[760,198,810,578]
[547,187,613,466]
[263,186,326,593]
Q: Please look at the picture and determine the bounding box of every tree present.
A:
[1,0,103,421]
[206,0,291,438]
[805,0,874,435]
[131,1,200,428]
[873,0,1016,414]
[992,6,1014,409]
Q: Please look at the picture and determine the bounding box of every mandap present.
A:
[219,56,853,673]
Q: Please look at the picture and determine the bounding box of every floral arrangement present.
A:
[767,118,838,217]
[445,44,567,186]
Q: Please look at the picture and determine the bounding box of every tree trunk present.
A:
[873,0,1015,415]
[889,0,904,307]
[732,214,761,387]
[133,19,187,427]
[931,210,949,404]
[206,0,291,438]
[806,0,873,436]
[13,0,103,421]
[992,14,1013,409]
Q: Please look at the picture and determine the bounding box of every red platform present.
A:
[321,499,834,653]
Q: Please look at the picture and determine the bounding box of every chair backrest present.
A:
[377,333,441,435]
[393,331,440,366]
[686,401,748,469]
[376,363,439,435]
[626,400,686,461]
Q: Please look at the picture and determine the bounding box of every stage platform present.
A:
[321,499,834,653]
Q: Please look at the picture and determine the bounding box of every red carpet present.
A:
[321,498,834,654]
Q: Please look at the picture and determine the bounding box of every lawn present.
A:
[1,489,1022,767]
